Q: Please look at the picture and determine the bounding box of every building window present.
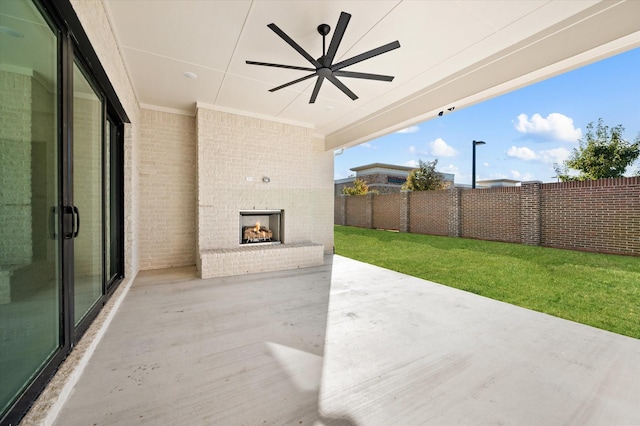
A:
[388,176,407,185]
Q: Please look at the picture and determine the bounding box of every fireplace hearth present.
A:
[239,210,283,245]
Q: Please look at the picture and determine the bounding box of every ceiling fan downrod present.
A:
[317,23,330,58]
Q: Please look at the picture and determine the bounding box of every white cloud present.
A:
[396,125,420,134]
[361,142,377,150]
[408,145,416,153]
[483,162,490,167]
[507,145,572,165]
[429,138,457,157]
[510,170,535,181]
[507,146,537,161]
[439,164,459,174]
[404,160,419,168]
[538,147,571,164]
[334,169,353,179]
[514,113,581,142]
[439,164,461,183]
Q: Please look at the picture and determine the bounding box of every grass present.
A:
[334,225,640,339]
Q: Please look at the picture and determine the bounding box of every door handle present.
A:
[73,206,80,238]
[63,205,74,239]
[62,205,80,239]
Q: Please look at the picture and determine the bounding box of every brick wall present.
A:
[139,109,196,269]
[409,190,449,236]
[334,195,345,225]
[196,106,333,278]
[336,178,640,256]
[521,181,541,245]
[373,193,402,230]
[541,178,640,255]
[461,187,521,243]
[345,195,368,228]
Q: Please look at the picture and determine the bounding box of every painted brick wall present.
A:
[372,192,402,230]
[196,106,333,276]
[408,190,449,236]
[461,187,521,243]
[139,109,196,269]
[541,178,640,255]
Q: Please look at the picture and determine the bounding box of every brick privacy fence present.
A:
[335,177,640,256]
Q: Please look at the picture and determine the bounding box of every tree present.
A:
[554,119,640,181]
[342,178,377,195]
[402,159,446,191]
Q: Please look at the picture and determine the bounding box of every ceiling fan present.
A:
[246,11,400,104]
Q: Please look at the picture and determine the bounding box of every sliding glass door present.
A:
[105,117,123,290]
[0,0,61,415]
[1,0,126,422]
[72,63,103,325]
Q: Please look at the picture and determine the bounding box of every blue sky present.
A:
[334,47,640,185]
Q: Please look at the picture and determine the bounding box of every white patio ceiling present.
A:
[103,0,640,151]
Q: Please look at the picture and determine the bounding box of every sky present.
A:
[334,47,640,185]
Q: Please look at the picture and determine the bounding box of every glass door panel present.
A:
[72,63,103,325]
[105,122,111,282]
[105,117,122,289]
[0,0,60,414]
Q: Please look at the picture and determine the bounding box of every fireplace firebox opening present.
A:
[239,210,283,245]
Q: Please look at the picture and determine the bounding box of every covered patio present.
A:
[41,256,640,425]
[4,0,640,423]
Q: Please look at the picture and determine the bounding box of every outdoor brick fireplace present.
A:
[240,210,283,245]
[195,106,332,279]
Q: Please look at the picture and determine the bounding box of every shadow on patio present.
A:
[53,256,640,425]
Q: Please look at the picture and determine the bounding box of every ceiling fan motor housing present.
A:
[317,24,330,36]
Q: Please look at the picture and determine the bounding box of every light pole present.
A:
[472,140,486,189]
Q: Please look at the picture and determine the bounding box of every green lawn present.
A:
[334,225,640,339]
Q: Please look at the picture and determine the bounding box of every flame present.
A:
[254,221,260,232]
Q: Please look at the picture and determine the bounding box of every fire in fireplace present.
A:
[243,222,272,243]
[239,210,283,245]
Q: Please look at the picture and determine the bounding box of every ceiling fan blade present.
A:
[246,61,316,72]
[332,40,401,71]
[309,76,325,104]
[333,70,394,81]
[323,12,351,67]
[269,72,317,92]
[327,75,358,100]
[267,23,322,68]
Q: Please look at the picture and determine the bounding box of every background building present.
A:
[335,163,455,195]
[477,179,521,188]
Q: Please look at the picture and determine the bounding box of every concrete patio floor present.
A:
[52,255,640,425]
